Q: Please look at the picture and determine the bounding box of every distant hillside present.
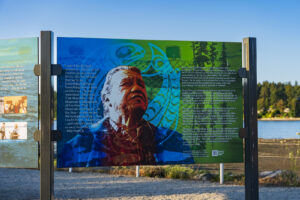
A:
[53,81,300,120]
[257,81,300,118]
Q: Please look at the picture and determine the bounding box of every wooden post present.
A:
[243,37,258,200]
[40,31,54,200]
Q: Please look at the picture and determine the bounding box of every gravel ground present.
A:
[0,168,300,200]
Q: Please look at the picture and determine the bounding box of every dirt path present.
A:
[0,168,299,200]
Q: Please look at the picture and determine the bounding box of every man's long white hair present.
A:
[101,66,142,117]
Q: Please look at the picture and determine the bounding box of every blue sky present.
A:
[0,0,299,84]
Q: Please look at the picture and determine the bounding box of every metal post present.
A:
[136,166,140,178]
[40,31,54,200]
[220,163,224,184]
[243,37,258,200]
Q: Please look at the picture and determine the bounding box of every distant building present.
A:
[284,108,290,113]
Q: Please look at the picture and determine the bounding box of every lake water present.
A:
[53,120,300,139]
[258,121,300,139]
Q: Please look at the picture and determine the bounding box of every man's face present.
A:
[107,69,148,121]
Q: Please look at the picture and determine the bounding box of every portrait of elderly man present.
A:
[0,123,5,140]
[60,66,194,167]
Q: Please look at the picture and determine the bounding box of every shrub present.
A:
[289,149,300,171]
[260,170,300,186]
[278,170,299,186]
[165,165,194,180]
[142,167,166,178]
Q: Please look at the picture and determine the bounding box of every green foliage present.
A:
[141,165,194,180]
[165,165,194,179]
[257,81,300,118]
[261,170,300,186]
[277,171,300,186]
[223,172,245,184]
[210,172,244,184]
[142,167,166,178]
[289,148,300,172]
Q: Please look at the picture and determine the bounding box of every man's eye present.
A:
[137,80,145,88]
[121,81,131,86]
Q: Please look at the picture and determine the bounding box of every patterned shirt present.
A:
[58,117,194,167]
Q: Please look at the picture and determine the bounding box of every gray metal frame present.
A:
[35,33,258,200]
[243,37,258,200]
[39,31,54,200]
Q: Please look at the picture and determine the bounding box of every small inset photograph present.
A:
[4,122,27,140]
[4,96,27,114]
[0,97,4,114]
[0,122,5,139]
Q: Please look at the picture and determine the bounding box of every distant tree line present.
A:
[52,81,300,120]
[257,81,300,118]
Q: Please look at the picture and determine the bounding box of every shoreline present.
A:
[258,138,300,141]
[258,117,300,121]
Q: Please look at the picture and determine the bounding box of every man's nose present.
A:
[130,82,142,92]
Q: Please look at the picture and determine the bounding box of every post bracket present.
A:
[34,129,41,142]
[238,68,247,78]
[51,130,62,141]
[34,64,62,76]
[33,129,62,142]
[239,128,247,139]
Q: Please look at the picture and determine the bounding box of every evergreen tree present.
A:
[220,43,228,71]
[208,42,217,147]
[191,42,209,151]
[209,42,217,70]
[257,81,300,118]
[269,83,278,106]
[219,43,228,136]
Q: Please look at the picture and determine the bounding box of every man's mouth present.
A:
[130,95,145,102]
[128,93,146,103]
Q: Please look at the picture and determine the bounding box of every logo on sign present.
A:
[212,150,224,157]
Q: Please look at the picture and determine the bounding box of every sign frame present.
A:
[36,31,258,200]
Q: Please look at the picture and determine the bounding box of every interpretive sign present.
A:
[0,38,39,168]
[57,38,243,167]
